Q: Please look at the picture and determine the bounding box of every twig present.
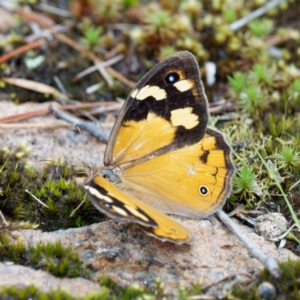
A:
[0,102,117,123]
[94,62,113,87]
[73,54,124,82]
[0,123,71,129]
[37,3,72,17]
[209,101,235,115]
[18,7,55,29]
[49,106,109,142]
[53,76,70,95]
[0,38,46,64]
[87,102,123,115]
[201,273,235,290]
[51,31,136,88]
[25,189,49,208]
[229,0,285,31]
[216,210,282,278]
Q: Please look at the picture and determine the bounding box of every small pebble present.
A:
[257,281,276,300]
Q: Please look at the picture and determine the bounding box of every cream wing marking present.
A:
[84,186,113,203]
[173,79,194,92]
[124,205,150,222]
[170,107,199,129]
[112,205,129,217]
[131,85,167,101]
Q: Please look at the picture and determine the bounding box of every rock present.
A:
[257,281,276,300]
[13,217,298,297]
[254,213,289,241]
[0,101,105,168]
[0,262,104,297]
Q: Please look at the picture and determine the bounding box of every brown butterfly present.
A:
[84,51,235,243]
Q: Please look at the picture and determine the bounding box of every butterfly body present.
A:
[84,51,235,244]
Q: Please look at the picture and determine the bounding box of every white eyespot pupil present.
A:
[105,203,111,208]
[166,72,179,84]
[169,75,175,82]
[199,186,208,195]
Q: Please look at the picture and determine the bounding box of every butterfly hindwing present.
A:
[120,128,235,218]
[104,51,209,168]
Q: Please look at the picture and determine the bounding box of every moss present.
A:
[99,276,116,289]
[97,277,156,299]
[230,259,300,300]
[0,233,91,279]
[0,283,160,300]
[178,283,202,299]
[0,285,109,300]
[0,149,107,231]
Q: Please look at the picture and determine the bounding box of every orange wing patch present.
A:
[112,113,176,166]
[120,128,234,218]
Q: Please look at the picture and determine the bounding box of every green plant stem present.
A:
[257,150,300,233]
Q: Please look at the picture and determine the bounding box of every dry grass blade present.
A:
[37,3,72,18]
[0,102,118,123]
[19,7,55,29]
[229,0,284,31]
[51,31,136,88]
[0,39,46,64]
[1,77,69,100]
[94,62,113,86]
[25,189,49,208]
[0,209,9,226]
[73,54,124,82]
[0,123,71,129]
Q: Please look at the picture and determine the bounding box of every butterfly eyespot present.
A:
[199,185,209,196]
[166,72,180,84]
[104,203,111,208]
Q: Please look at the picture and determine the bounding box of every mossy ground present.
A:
[0,233,90,278]
[229,259,300,300]
[1,260,300,300]
[0,285,110,300]
[0,148,107,231]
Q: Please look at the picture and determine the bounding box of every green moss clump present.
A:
[0,285,110,300]
[0,148,107,231]
[0,233,90,278]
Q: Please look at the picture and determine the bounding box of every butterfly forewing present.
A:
[104,51,209,168]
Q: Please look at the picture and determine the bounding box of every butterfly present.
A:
[84,51,235,244]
